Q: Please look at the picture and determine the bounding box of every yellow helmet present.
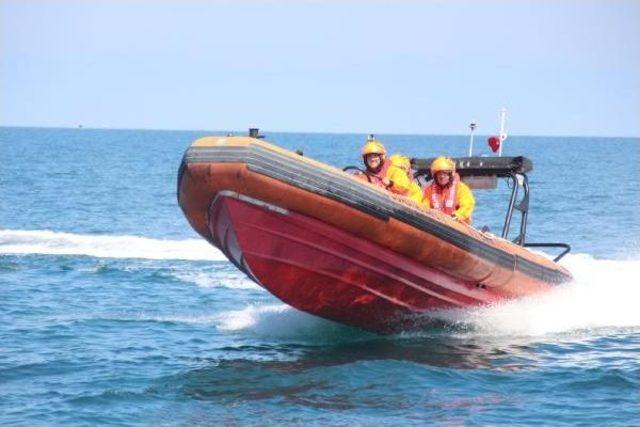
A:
[361,140,386,156]
[390,154,411,171]
[430,156,455,176]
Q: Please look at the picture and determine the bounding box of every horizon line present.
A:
[1,124,638,140]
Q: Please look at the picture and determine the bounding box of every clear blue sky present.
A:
[1,0,639,136]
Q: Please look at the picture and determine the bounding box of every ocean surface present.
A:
[1,126,639,426]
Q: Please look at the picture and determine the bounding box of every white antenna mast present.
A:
[468,120,477,157]
[498,107,507,156]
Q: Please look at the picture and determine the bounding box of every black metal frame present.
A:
[502,173,529,244]
[523,243,572,262]
[501,172,570,262]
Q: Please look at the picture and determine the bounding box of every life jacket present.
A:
[429,173,460,215]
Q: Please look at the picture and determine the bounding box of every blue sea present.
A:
[1,127,639,426]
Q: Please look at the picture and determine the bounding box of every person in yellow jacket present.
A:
[388,154,423,204]
[359,138,390,188]
[359,138,417,198]
[358,138,422,203]
[422,156,475,223]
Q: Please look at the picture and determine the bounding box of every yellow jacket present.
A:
[386,163,412,195]
[422,180,475,223]
[386,155,424,205]
[407,181,424,205]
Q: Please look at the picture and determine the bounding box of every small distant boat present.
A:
[177,131,572,334]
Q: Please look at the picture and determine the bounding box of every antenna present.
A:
[468,120,477,156]
[498,108,507,156]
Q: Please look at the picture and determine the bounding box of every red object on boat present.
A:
[488,135,501,152]
[178,136,573,334]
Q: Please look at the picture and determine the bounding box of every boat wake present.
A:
[3,229,638,339]
[171,271,260,290]
[216,304,352,337]
[433,253,640,337]
[0,229,225,261]
[216,254,640,339]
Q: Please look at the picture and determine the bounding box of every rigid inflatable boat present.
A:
[177,132,573,333]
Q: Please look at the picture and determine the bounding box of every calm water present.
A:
[1,127,639,425]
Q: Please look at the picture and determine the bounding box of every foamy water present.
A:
[0,229,224,261]
[432,254,640,337]
[208,252,640,339]
[208,253,640,338]
[172,271,260,290]
[3,229,638,338]
[461,254,640,335]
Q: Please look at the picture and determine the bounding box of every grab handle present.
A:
[523,243,571,262]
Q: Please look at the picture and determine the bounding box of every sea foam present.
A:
[171,271,260,290]
[433,253,640,337]
[0,229,225,261]
[3,229,637,338]
[215,254,640,339]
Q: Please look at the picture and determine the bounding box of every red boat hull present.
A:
[211,193,503,333]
